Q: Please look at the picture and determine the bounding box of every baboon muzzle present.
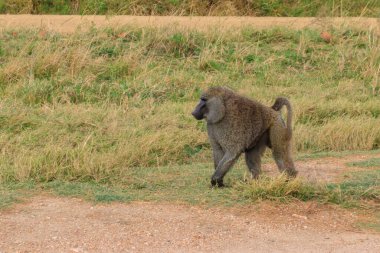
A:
[192,110,203,120]
[192,99,206,120]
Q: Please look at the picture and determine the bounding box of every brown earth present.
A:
[0,15,379,33]
[0,195,379,253]
[1,153,380,253]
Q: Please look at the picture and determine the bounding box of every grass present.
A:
[239,169,380,207]
[0,25,379,213]
[346,157,380,167]
[0,181,35,208]
[343,157,380,202]
[357,213,380,232]
[1,26,380,184]
[348,157,380,231]
[297,149,380,160]
[1,160,378,209]
[1,0,380,16]
[46,170,380,208]
[40,163,246,206]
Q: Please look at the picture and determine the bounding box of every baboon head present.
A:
[191,87,230,124]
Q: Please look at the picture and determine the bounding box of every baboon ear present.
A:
[206,97,225,123]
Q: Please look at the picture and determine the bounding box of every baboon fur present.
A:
[192,86,297,187]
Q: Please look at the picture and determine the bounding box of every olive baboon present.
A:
[191,86,297,187]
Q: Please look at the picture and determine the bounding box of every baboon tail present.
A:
[271,97,292,140]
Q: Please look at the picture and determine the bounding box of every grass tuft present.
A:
[237,175,320,202]
[238,171,380,206]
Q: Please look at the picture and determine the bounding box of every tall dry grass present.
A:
[1,0,380,16]
[0,25,379,182]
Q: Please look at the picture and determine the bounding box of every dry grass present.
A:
[1,0,379,16]
[238,172,380,205]
[0,25,379,183]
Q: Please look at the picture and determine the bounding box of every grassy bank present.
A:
[0,25,380,183]
[1,157,379,209]
[1,0,379,16]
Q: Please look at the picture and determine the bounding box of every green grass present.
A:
[1,0,379,16]
[356,210,380,232]
[346,158,380,167]
[0,181,35,208]
[328,169,380,205]
[2,161,378,209]
[297,150,380,161]
[45,164,380,207]
[1,150,379,211]
[358,222,380,232]
[43,163,245,206]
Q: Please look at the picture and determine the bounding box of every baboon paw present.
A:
[284,170,298,182]
[211,178,224,188]
[250,174,261,180]
[287,170,298,178]
[217,181,225,187]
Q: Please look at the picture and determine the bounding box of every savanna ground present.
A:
[0,15,380,252]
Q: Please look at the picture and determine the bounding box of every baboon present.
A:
[191,86,297,187]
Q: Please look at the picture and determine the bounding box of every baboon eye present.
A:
[201,97,207,101]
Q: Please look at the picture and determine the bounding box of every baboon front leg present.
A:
[245,143,267,179]
[211,142,224,170]
[211,152,240,187]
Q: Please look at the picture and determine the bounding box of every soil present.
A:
[1,153,380,253]
[0,196,379,253]
[0,15,379,34]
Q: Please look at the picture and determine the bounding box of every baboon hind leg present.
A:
[245,133,268,179]
[283,142,297,177]
[270,127,297,177]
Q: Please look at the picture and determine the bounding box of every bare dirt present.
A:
[0,15,379,34]
[0,195,379,253]
[1,153,380,253]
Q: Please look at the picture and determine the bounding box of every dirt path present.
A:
[0,153,380,252]
[0,195,379,253]
[0,15,379,33]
